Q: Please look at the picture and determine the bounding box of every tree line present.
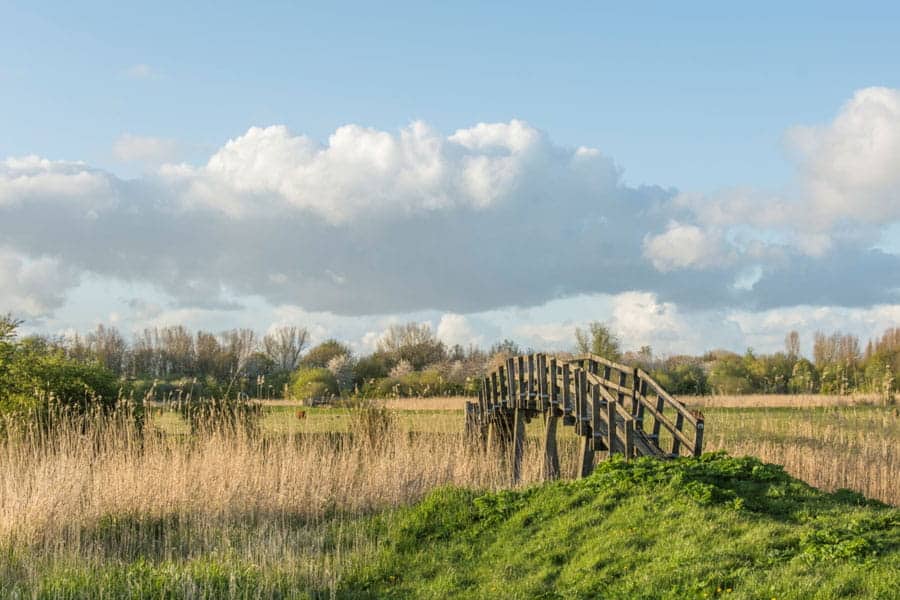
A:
[575,323,898,398]
[1,314,898,414]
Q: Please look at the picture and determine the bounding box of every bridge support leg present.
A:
[577,432,595,478]
[541,412,560,480]
[512,408,526,484]
[486,414,508,457]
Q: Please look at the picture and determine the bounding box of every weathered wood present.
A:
[636,368,700,426]
[652,393,665,441]
[467,354,704,471]
[574,366,582,433]
[693,419,705,457]
[542,409,560,480]
[517,355,525,408]
[640,396,695,452]
[635,375,648,432]
[562,363,574,425]
[549,357,559,411]
[607,395,617,457]
[671,410,685,456]
[577,434,594,478]
[631,367,640,416]
[578,369,591,436]
[512,407,526,483]
[492,370,502,408]
[624,419,634,459]
[527,354,536,409]
[617,370,628,408]
[536,354,547,410]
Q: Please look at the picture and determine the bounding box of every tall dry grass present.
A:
[701,406,899,505]
[683,392,890,409]
[0,405,561,591]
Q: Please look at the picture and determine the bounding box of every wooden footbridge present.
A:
[464,354,705,482]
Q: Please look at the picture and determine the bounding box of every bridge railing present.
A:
[466,353,706,482]
[567,354,705,457]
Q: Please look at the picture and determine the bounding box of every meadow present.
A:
[1,394,897,598]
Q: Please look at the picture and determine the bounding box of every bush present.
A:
[357,368,466,398]
[291,368,339,402]
[299,340,352,369]
[1,348,119,416]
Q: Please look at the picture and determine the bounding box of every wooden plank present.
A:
[671,411,685,456]
[542,408,560,480]
[651,393,664,440]
[517,355,525,409]
[624,420,634,460]
[693,419,705,457]
[573,367,582,433]
[635,377,647,433]
[636,369,699,426]
[630,367,640,416]
[562,363,572,417]
[506,359,516,409]
[537,354,547,411]
[640,397,695,451]
[577,434,594,478]
[617,371,627,416]
[583,371,632,396]
[549,357,559,413]
[479,383,487,416]
[527,354,536,409]
[492,370,502,409]
[569,353,633,374]
[591,381,601,451]
[512,407,526,483]
[579,369,590,430]
[607,395,617,457]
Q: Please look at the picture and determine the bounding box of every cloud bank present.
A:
[2,89,899,327]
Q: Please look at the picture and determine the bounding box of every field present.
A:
[1,395,898,597]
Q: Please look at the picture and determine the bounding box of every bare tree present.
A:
[377,322,445,370]
[159,325,195,377]
[263,325,309,372]
[785,330,800,359]
[220,328,257,375]
[195,331,224,378]
[86,324,128,375]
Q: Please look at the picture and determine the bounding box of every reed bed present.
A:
[0,406,556,593]
[701,406,899,505]
[683,392,889,409]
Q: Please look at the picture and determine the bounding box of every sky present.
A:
[2,1,899,357]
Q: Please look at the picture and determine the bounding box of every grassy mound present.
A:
[343,453,900,599]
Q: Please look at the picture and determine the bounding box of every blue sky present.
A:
[2,1,899,356]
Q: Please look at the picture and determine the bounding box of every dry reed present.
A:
[683,393,890,409]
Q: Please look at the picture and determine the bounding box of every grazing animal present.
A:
[296,410,307,420]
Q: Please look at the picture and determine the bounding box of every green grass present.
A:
[344,453,900,599]
[7,454,898,599]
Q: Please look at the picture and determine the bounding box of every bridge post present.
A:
[512,407,526,484]
[607,395,617,458]
[542,357,561,480]
[671,411,685,456]
[693,419,705,457]
[576,370,595,478]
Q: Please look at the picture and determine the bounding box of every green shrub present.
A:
[357,368,466,398]
[290,368,339,401]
